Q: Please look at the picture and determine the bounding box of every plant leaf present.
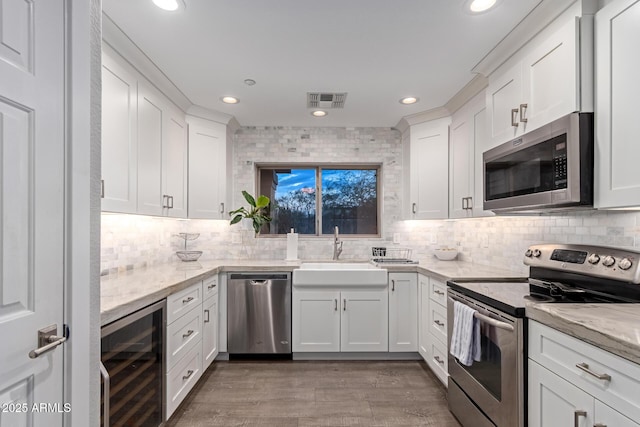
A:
[256,195,270,209]
[242,190,256,207]
[230,215,243,225]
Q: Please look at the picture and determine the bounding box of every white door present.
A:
[486,62,523,145]
[163,108,188,218]
[292,291,340,352]
[202,293,219,369]
[449,115,472,219]
[528,360,594,427]
[0,0,66,424]
[340,291,388,352]
[418,275,430,361]
[136,82,164,216]
[388,273,418,352]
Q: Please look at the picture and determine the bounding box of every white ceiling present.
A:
[102,0,542,127]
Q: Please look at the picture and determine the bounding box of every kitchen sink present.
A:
[293,262,388,286]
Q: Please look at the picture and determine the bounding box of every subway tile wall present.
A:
[101,127,640,276]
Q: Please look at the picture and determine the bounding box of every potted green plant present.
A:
[229,190,272,235]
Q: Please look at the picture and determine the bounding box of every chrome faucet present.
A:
[333,226,343,260]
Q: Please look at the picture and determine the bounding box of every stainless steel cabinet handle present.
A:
[574,410,587,427]
[207,283,217,290]
[183,329,194,339]
[204,309,210,323]
[334,299,338,311]
[343,299,346,311]
[462,197,466,210]
[412,203,417,214]
[168,195,174,209]
[220,202,225,214]
[434,320,445,327]
[594,424,607,427]
[434,289,445,296]
[511,108,519,127]
[434,356,445,365]
[575,363,611,381]
[101,179,105,199]
[183,296,194,304]
[100,361,110,427]
[162,194,170,209]
[183,369,194,381]
[391,280,395,292]
[466,197,473,210]
[519,103,528,123]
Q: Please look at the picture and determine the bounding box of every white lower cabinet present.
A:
[388,273,418,352]
[165,275,219,420]
[292,288,388,352]
[528,320,640,427]
[418,273,448,386]
[418,274,430,361]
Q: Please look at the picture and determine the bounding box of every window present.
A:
[257,165,380,236]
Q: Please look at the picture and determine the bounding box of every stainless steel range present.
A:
[447,243,640,427]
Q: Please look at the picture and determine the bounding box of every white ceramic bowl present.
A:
[434,248,458,261]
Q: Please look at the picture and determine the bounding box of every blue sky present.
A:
[276,169,316,197]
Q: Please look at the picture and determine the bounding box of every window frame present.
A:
[255,163,382,238]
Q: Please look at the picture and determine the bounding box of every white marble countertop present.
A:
[100,257,524,326]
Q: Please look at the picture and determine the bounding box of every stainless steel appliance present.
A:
[483,112,593,213]
[227,272,292,354]
[100,300,165,426]
[447,243,640,427]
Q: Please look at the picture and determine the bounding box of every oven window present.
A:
[485,133,567,201]
[460,328,502,400]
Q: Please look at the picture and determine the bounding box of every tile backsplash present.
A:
[101,126,640,276]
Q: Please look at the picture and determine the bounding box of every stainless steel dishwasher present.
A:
[227,272,292,354]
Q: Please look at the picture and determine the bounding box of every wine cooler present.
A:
[100,300,165,426]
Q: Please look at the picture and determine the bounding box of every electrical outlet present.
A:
[393,233,400,244]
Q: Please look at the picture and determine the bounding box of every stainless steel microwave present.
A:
[483,112,593,213]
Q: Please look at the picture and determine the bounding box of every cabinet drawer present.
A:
[529,321,640,421]
[167,281,202,324]
[429,301,447,345]
[203,275,218,301]
[429,278,446,307]
[166,305,202,370]
[166,343,202,419]
[428,339,448,386]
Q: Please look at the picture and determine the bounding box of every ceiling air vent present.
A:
[307,92,347,109]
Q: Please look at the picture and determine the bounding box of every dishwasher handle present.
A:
[228,273,290,281]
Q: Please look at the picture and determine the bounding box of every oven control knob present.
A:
[525,249,533,257]
[587,254,601,265]
[602,256,616,267]
[619,258,633,270]
[533,249,542,258]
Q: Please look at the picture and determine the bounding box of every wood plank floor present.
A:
[166,360,462,426]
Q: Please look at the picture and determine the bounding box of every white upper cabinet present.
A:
[449,91,493,218]
[403,117,450,220]
[486,2,595,147]
[101,47,138,213]
[187,116,230,219]
[595,0,640,208]
[102,45,188,217]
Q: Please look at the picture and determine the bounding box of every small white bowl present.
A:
[434,248,458,261]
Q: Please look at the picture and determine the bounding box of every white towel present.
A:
[449,301,482,366]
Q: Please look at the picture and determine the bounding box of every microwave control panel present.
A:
[553,140,567,188]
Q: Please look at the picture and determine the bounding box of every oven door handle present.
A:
[448,296,515,331]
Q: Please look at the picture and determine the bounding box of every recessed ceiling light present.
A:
[467,0,498,13]
[152,0,184,12]
[244,79,256,86]
[221,96,239,104]
[311,110,327,117]
[399,97,419,105]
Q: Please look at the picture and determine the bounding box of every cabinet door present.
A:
[595,0,640,208]
[486,62,523,146]
[136,83,164,216]
[388,273,418,352]
[528,360,594,427]
[472,106,494,217]
[595,400,640,427]
[292,291,340,352]
[449,116,472,219]
[522,18,580,132]
[202,293,218,369]
[409,118,450,219]
[341,290,388,352]
[418,275,430,361]
[101,51,137,213]
[188,120,227,219]
[164,109,188,218]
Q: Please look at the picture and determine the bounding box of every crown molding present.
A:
[186,105,237,127]
[102,12,193,112]
[444,74,488,115]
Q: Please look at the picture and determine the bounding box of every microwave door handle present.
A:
[447,296,514,331]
